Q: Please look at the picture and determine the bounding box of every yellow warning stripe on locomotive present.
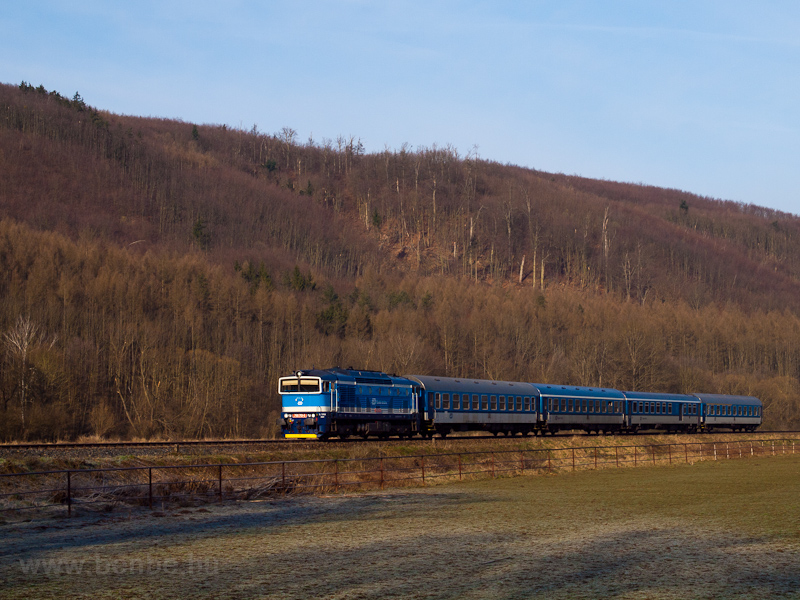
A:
[284,434,318,439]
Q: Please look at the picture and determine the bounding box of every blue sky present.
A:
[3,1,799,215]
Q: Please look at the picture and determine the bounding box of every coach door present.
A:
[678,403,684,422]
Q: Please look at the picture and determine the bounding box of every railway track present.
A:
[1,430,797,456]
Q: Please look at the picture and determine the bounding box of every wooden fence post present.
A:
[421,455,426,485]
[218,464,223,503]
[149,467,153,509]
[458,454,462,480]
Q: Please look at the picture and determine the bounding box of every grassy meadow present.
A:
[1,454,799,599]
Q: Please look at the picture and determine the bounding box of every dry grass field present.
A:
[1,455,800,599]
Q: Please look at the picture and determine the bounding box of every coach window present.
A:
[480,395,488,410]
[567,398,573,412]
[471,394,478,411]
[524,397,531,411]
[491,395,497,410]
[499,395,506,410]
[452,393,460,410]
[443,393,450,410]
[435,393,441,410]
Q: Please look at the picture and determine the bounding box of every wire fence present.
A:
[1,438,795,518]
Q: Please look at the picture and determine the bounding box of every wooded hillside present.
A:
[1,81,799,439]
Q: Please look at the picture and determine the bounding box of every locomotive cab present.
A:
[278,372,333,439]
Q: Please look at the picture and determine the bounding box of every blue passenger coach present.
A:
[537,384,626,435]
[623,391,700,433]
[406,375,539,437]
[697,393,762,432]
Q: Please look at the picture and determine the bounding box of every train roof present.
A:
[623,391,698,402]
[405,375,539,396]
[693,393,762,406]
[290,368,414,386]
[533,383,625,400]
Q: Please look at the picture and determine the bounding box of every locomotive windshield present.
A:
[279,377,321,394]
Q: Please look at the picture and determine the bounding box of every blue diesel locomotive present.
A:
[278,368,763,439]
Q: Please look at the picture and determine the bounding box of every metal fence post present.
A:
[334,460,339,492]
[380,458,384,490]
[218,464,223,503]
[595,447,599,469]
[458,454,462,480]
[634,446,637,466]
[684,443,689,463]
[282,462,286,494]
[67,470,72,517]
[491,453,496,478]
[421,455,426,485]
[668,444,672,465]
[615,446,619,468]
[520,452,525,475]
[572,448,576,471]
[149,467,153,509]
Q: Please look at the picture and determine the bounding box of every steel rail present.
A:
[0,430,795,451]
